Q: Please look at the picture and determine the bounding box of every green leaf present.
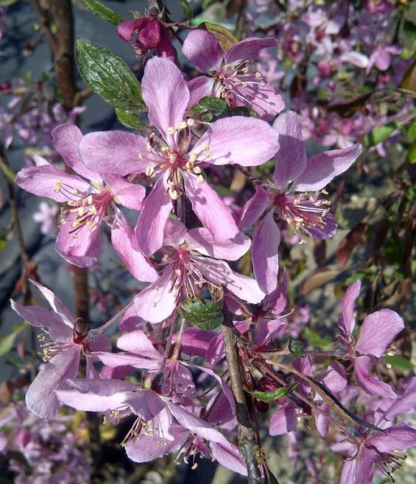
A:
[0,239,6,253]
[82,0,124,25]
[179,298,224,330]
[0,160,16,183]
[0,332,18,357]
[115,108,146,130]
[363,122,401,147]
[288,338,304,358]
[180,0,193,20]
[75,40,145,112]
[386,355,413,372]
[0,0,21,6]
[203,22,238,50]
[188,96,228,118]
[250,383,298,402]
[304,327,332,349]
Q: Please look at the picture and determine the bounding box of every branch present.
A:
[221,306,263,483]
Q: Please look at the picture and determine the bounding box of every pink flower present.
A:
[337,280,404,399]
[182,30,285,120]
[117,15,176,61]
[15,124,157,282]
[33,201,59,234]
[79,57,279,255]
[10,280,110,418]
[133,219,264,323]
[239,111,361,293]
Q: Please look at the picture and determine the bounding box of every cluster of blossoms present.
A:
[0,398,90,483]
[245,0,415,152]
[7,2,416,482]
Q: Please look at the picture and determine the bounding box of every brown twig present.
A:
[221,306,263,483]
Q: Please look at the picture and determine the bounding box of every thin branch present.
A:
[221,306,263,483]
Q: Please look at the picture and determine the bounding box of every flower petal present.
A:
[211,441,247,476]
[142,57,189,144]
[52,124,101,183]
[26,348,80,418]
[224,37,279,65]
[192,116,279,167]
[269,404,298,436]
[187,76,216,108]
[134,265,179,323]
[117,330,161,359]
[15,165,90,203]
[252,210,280,294]
[338,280,361,335]
[135,173,173,256]
[239,185,272,228]
[196,256,265,304]
[182,30,223,72]
[355,309,404,358]
[30,280,74,327]
[163,218,187,248]
[354,356,397,399]
[370,423,416,453]
[233,80,285,121]
[272,111,307,190]
[185,228,250,261]
[183,173,239,243]
[80,131,158,176]
[111,212,158,283]
[293,144,362,193]
[106,175,146,211]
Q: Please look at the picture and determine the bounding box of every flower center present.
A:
[37,327,83,362]
[273,192,331,239]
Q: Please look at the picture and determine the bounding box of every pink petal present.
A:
[187,76,216,108]
[293,144,362,193]
[106,175,145,211]
[185,228,250,261]
[96,351,160,370]
[374,49,391,71]
[123,390,165,421]
[10,300,73,341]
[15,165,90,203]
[321,362,347,393]
[211,441,247,476]
[224,37,279,65]
[254,319,286,346]
[370,423,416,453]
[125,425,188,463]
[191,116,279,167]
[163,218,187,247]
[111,212,158,283]
[30,280,74,326]
[252,210,280,294]
[56,378,137,411]
[142,57,189,145]
[135,173,173,256]
[315,404,330,438]
[117,19,142,43]
[80,131,158,176]
[183,173,239,243]
[234,80,285,121]
[239,185,272,229]
[196,256,265,304]
[305,208,337,240]
[117,330,161,359]
[269,404,298,436]
[134,265,179,323]
[272,111,307,190]
[179,328,217,358]
[182,30,223,73]
[338,280,361,335]
[26,348,80,418]
[354,356,397,399]
[355,309,404,358]
[52,124,101,182]
[262,270,287,315]
[56,211,102,267]
[385,377,416,420]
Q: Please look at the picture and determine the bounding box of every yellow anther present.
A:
[54,180,63,193]
[197,175,204,185]
[193,166,202,175]
[146,166,155,177]
[167,127,176,135]
[187,118,195,127]
[169,188,179,200]
[178,121,187,130]
[189,152,197,163]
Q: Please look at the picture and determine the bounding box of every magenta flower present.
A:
[79,57,279,255]
[182,30,285,120]
[117,15,176,61]
[133,219,264,323]
[15,124,157,282]
[337,280,404,399]
[239,111,362,293]
[10,280,110,418]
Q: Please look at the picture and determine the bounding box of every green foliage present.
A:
[0,0,21,6]
[250,383,298,402]
[0,330,19,357]
[115,108,146,130]
[82,0,124,25]
[386,355,413,372]
[202,22,238,50]
[0,239,6,253]
[304,327,333,349]
[180,0,193,20]
[188,96,228,118]
[363,122,401,147]
[75,40,145,112]
[179,298,224,329]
